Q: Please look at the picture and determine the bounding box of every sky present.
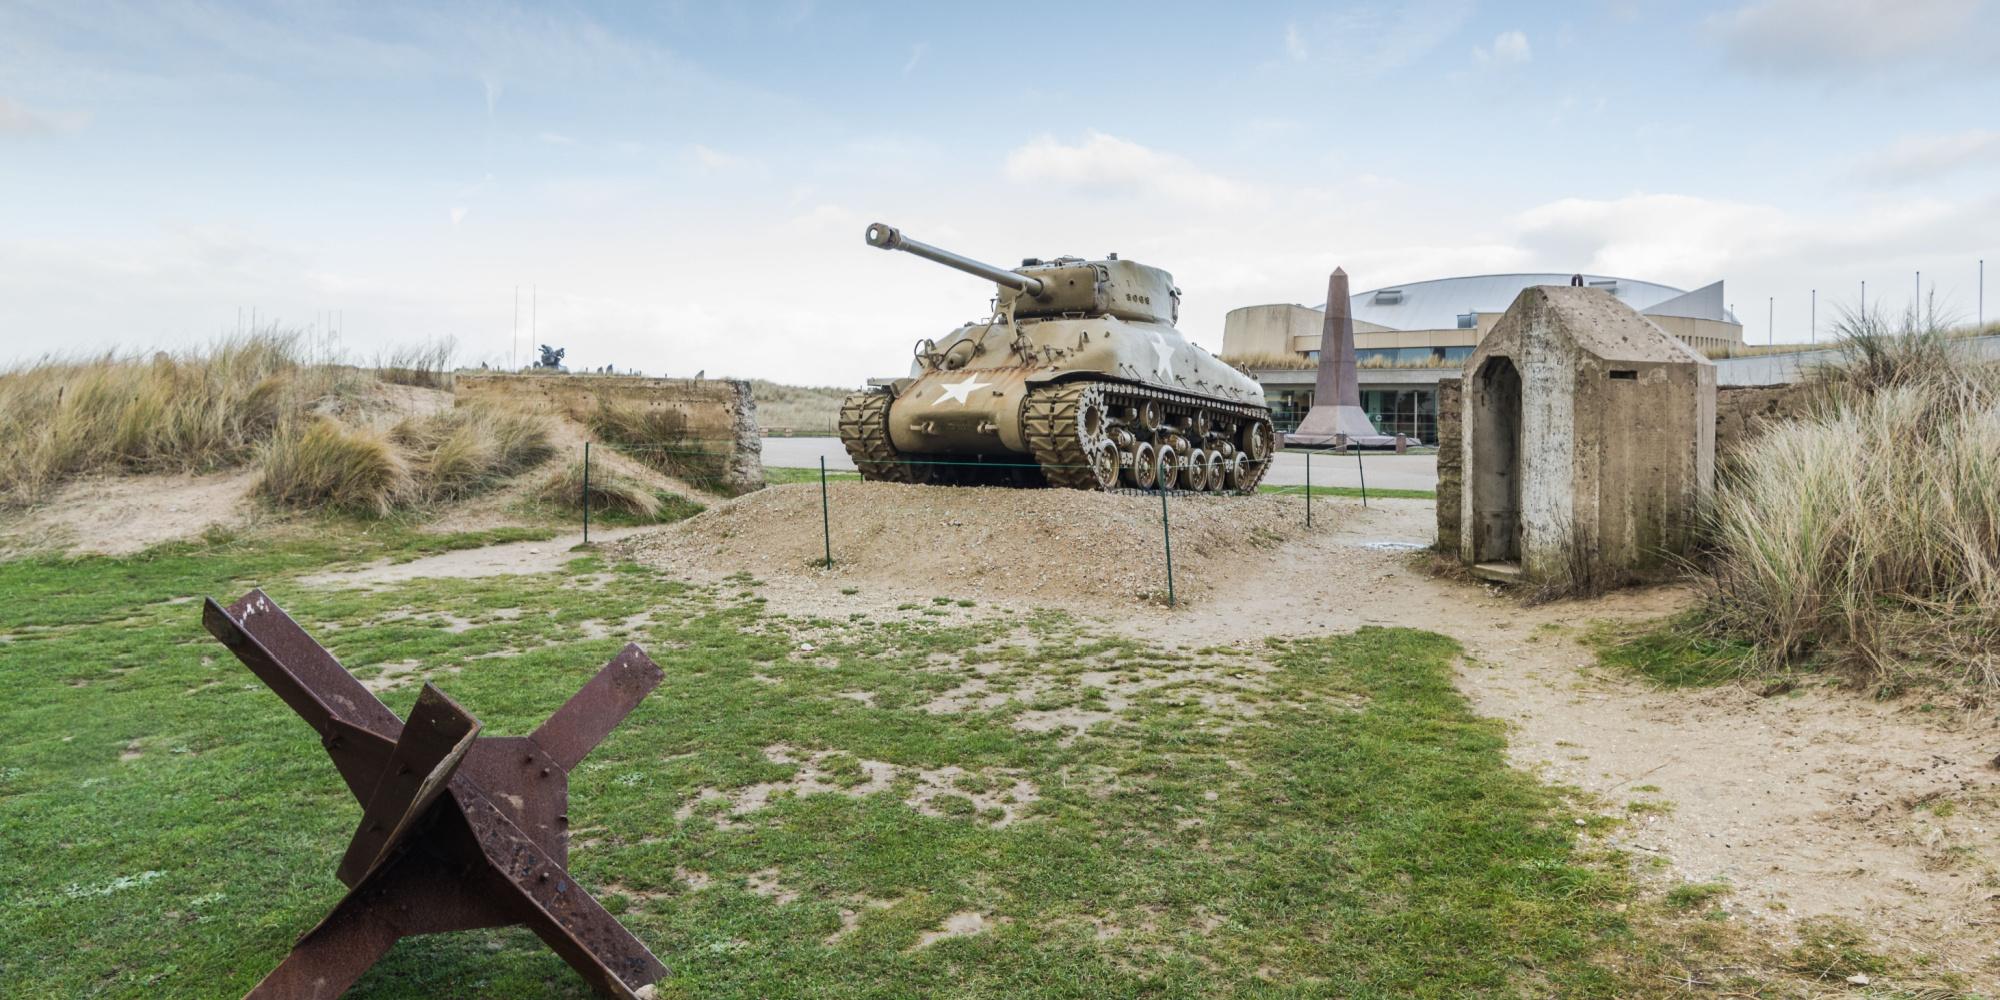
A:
[2,0,1997,384]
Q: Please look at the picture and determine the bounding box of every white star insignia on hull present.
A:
[1146,333,1176,379]
[936,376,992,405]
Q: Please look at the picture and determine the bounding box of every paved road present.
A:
[760,437,1439,492]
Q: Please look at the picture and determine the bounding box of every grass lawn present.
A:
[765,467,863,486]
[2,523,1645,998]
[1256,484,1436,501]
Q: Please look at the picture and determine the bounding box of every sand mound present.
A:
[618,481,1325,605]
[0,469,262,556]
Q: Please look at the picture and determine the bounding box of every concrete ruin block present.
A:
[1433,377,1463,554]
[455,373,765,495]
[1459,286,1715,587]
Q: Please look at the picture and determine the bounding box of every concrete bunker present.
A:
[1459,285,1715,587]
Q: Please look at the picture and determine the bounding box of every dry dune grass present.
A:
[257,405,557,516]
[391,404,554,503]
[1702,310,2000,687]
[0,332,364,508]
[534,459,664,519]
[1221,351,1316,372]
[254,418,413,517]
[372,337,457,389]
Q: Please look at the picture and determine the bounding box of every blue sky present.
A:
[3,0,1996,383]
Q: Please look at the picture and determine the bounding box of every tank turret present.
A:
[865,222,1179,326]
[839,223,1273,492]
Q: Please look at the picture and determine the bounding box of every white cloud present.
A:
[688,144,748,171]
[480,72,504,121]
[902,41,927,75]
[1514,194,1792,282]
[1283,24,1307,62]
[1509,191,1982,293]
[1706,0,1992,76]
[1474,30,1532,66]
[537,131,575,145]
[0,96,80,135]
[1282,0,1474,76]
[1003,132,1255,209]
[1858,129,2000,183]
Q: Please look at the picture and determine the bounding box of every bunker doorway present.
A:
[1471,356,1522,568]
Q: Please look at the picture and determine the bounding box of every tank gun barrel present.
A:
[865,222,1045,297]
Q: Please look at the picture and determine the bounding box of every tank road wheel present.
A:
[1186,448,1209,492]
[1125,441,1157,489]
[839,390,926,484]
[1024,382,1121,491]
[1136,399,1164,433]
[1154,443,1180,491]
[1233,417,1276,490]
[1222,452,1248,492]
[1201,450,1225,492]
[1239,419,1272,463]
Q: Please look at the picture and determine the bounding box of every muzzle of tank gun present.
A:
[865,222,1046,298]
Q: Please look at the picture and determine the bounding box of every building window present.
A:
[1456,312,1476,329]
[1359,388,1437,443]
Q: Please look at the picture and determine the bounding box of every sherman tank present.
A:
[840,223,1275,492]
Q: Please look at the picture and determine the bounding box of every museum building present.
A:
[1222,273,1742,443]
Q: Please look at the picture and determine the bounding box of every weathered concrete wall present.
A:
[455,373,764,495]
[1714,383,1816,458]
[1434,377,1462,552]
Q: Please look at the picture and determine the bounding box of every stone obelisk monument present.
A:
[1284,267,1397,448]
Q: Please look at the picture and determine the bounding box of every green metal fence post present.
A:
[582,442,591,544]
[819,456,833,568]
[1355,447,1368,508]
[1160,486,1175,608]
[1304,451,1312,527]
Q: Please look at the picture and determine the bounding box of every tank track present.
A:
[841,381,1274,494]
[1025,380,1275,494]
[838,390,926,484]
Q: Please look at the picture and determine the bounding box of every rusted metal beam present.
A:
[203,591,669,999]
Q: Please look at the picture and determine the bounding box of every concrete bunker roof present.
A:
[1481,286,1715,366]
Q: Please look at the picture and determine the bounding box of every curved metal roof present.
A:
[1316,273,1739,330]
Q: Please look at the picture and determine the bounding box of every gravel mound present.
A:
[618,481,1324,605]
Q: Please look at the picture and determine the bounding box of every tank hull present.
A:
[841,315,1275,492]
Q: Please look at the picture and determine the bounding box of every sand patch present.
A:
[674,746,1038,830]
[913,911,1000,949]
[299,527,647,587]
[0,469,260,556]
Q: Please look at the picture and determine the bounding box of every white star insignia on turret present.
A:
[936,376,991,405]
